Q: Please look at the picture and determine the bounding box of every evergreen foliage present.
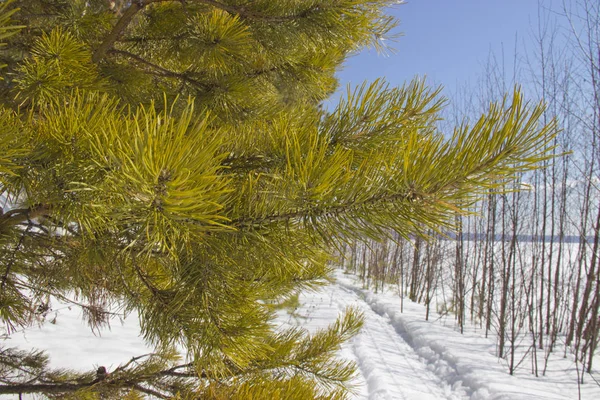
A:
[0,0,558,398]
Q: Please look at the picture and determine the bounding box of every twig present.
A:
[0,205,51,229]
[92,1,148,63]
[107,49,208,88]
[128,383,169,399]
[1,222,32,291]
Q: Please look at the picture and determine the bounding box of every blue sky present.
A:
[331,0,542,101]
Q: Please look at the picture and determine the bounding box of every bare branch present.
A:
[92,0,153,63]
[107,49,208,88]
[0,205,51,229]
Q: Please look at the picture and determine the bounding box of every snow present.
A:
[280,271,600,400]
[333,274,585,399]
[3,306,153,372]
[3,270,600,399]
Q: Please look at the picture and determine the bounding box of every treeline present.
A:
[342,0,600,382]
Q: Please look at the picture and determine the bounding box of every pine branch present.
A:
[0,354,197,397]
[107,49,208,88]
[111,353,158,374]
[0,205,51,230]
[221,154,284,173]
[117,33,188,43]
[192,0,316,22]
[231,190,421,230]
[129,383,169,399]
[0,382,90,395]
[94,0,353,66]
[90,0,282,64]
[0,223,30,291]
[0,380,170,398]
[108,48,283,89]
[92,0,156,63]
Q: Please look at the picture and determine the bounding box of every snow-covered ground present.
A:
[3,271,600,399]
[289,271,599,399]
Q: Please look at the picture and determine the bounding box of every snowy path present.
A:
[339,285,468,400]
[282,281,468,400]
[283,272,593,400]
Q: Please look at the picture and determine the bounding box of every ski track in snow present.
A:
[340,286,466,400]
[285,272,592,400]
[333,273,582,400]
[287,281,468,400]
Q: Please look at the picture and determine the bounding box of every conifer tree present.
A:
[0,0,557,398]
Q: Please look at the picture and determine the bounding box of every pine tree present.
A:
[0,1,557,398]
